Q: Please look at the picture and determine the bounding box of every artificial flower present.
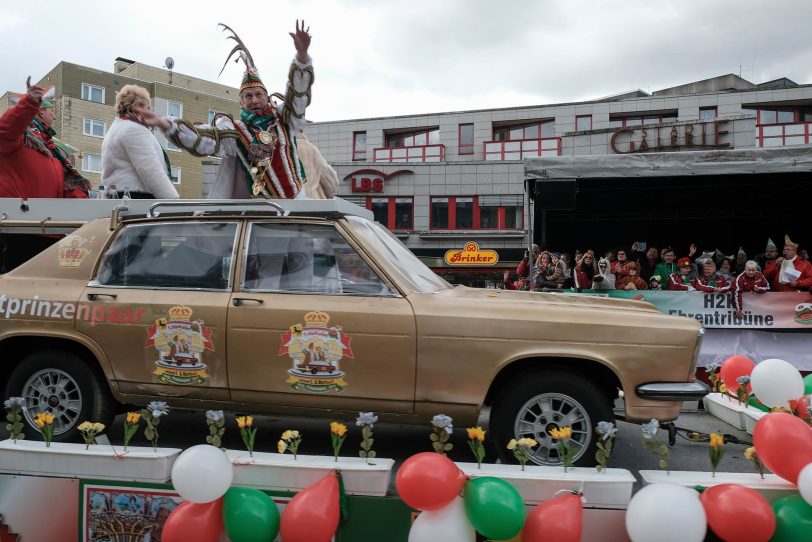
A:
[205,410,224,423]
[466,426,486,442]
[709,433,724,447]
[431,414,454,433]
[597,421,618,441]
[278,440,287,454]
[641,419,659,439]
[3,397,25,409]
[549,427,572,440]
[330,421,348,437]
[356,412,378,426]
[126,412,141,424]
[506,438,517,450]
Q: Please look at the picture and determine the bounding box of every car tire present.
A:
[5,350,116,442]
[490,370,613,467]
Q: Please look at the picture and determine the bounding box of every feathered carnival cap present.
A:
[766,238,778,251]
[218,23,267,94]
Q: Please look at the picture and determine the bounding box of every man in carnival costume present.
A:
[764,235,812,292]
[137,21,316,199]
[0,77,91,199]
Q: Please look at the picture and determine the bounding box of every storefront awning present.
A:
[525,146,812,180]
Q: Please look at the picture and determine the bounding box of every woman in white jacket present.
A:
[101,85,179,199]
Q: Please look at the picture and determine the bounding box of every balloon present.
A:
[804,373,812,395]
[699,484,775,542]
[408,496,475,542]
[771,494,812,542]
[223,487,280,542]
[463,477,525,541]
[750,358,804,408]
[396,452,466,511]
[171,445,234,503]
[748,395,770,412]
[280,473,339,542]
[720,355,755,393]
[625,483,706,542]
[523,492,582,542]
[799,463,812,506]
[753,412,812,484]
[162,499,224,542]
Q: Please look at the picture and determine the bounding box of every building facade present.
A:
[304,74,812,285]
[1,58,241,198]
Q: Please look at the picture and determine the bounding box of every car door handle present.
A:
[87,293,118,301]
[233,297,264,306]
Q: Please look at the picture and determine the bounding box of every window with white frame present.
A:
[170,166,181,184]
[166,101,183,150]
[82,153,102,173]
[83,117,106,138]
[81,83,105,104]
[208,110,220,124]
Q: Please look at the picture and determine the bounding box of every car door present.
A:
[78,220,238,401]
[227,219,417,414]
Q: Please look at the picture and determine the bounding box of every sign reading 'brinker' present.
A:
[343,169,413,193]
[444,242,499,266]
[610,120,730,154]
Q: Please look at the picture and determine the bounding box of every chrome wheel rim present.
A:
[513,392,592,466]
[22,369,83,436]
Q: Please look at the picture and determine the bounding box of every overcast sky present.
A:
[3,0,811,122]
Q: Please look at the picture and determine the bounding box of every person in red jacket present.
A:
[668,258,696,291]
[732,260,770,318]
[0,78,91,271]
[764,235,812,292]
[693,259,730,293]
[0,78,90,199]
[616,261,648,290]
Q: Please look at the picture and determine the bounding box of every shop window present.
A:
[459,123,474,155]
[492,120,554,141]
[386,128,439,148]
[367,197,413,231]
[575,115,592,131]
[353,131,367,160]
[699,107,717,120]
[430,196,524,230]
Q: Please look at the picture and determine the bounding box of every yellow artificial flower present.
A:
[78,421,93,432]
[34,412,54,426]
[236,416,247,429]
[126,412,141,424]
[281,430,300,441]
[330,421,348,437]
[506,439,517,450]
[744,447,756,460]
[278,440,287,453]
[709,433,724,448]
[466,426,486,442]
[518,437,538,448]
[719,383,728,394]
[245,416,253,428]
[34,418,45,429]
[93,423,105,432]
[550,426,572,440]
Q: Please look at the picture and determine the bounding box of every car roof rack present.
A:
[0,198,373,234]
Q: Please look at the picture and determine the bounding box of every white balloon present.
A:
[625,483,706,542]
[171,444,233,503]
[799,463,812,506]
[750,358,805,408]
[408,496,475,542]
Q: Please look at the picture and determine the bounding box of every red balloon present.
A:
[720,355,755,393]
[395,452,466,511]
[753,412,812,484]
[700,484,775,542]
[280,473,340,542]
[161,499,223,542]
[522,493,583,542]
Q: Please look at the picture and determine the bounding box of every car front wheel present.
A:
[490,370,614,467]
[5,350,116,442]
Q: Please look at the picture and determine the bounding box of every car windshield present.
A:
[344,215,451,294]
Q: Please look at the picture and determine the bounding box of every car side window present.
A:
[243,222,395,295]
[95,222,238,290]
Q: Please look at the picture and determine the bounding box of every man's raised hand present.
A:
[290,19,311,63]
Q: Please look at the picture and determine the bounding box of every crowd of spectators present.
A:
[502,236,812,315]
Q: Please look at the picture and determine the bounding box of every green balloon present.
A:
[223,486,280,542]
[803,373,812,395]
[771,494,812,542]
[748,395,771,412]
[463,477,525,540]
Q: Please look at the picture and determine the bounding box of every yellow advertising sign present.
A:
[444,242,499,266]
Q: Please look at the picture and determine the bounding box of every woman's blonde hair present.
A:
[115,84,151,116]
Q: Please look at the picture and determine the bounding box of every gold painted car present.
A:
[0,200,706,465]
